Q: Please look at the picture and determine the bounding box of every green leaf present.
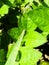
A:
[14,62,19,65]
[20,47,42,65]
[20,14,37,32]
[44,0,49,6]
[28,7,49,33]
[5,29,25,65]
[40,61,49,65]
[24,31,47,48]
[0,4,9,16]
[8,27,22,41]
[27,17,37,32]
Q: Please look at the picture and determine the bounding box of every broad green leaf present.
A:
[8,27,22,41]
[24,31,47,48]
[20,14,37,32]
[44,0,49,6]
[27,17,37,32]
[14,62,19,65]
[0,4,9,16]
[40,61,49,65]
[5,29,25,65]
[28,7,49,33]
[20,47,42,65]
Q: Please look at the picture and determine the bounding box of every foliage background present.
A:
[0,0,49,65]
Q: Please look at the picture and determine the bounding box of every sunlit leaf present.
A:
[20,14,37,32]
[28,7,49,33]
[44,0,49,6]
[0,4,9,16]
[20,47,42,65]
[24,31,47,48]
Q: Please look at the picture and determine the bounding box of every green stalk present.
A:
[5,29,25,65]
